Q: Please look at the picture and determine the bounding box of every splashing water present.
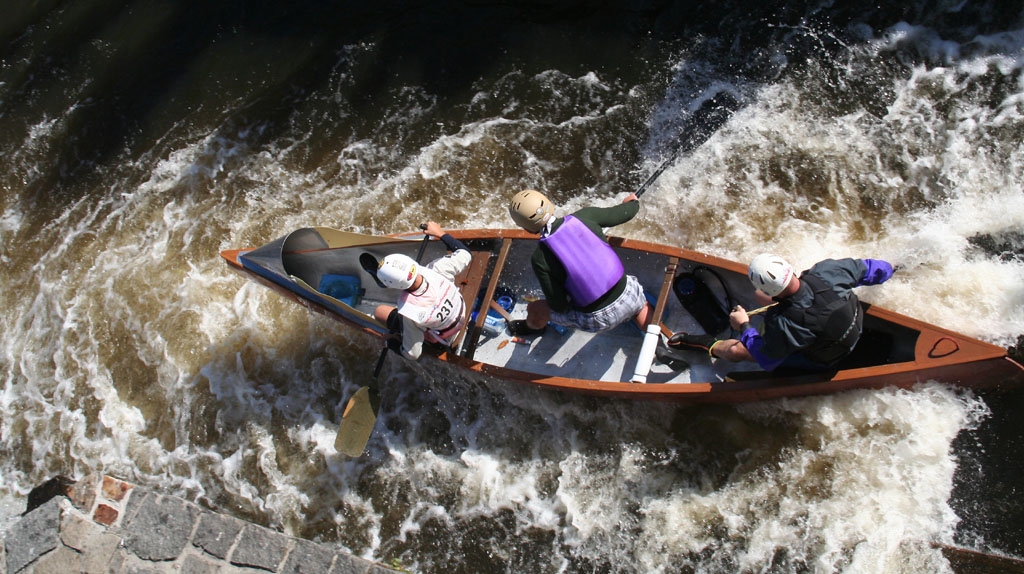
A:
[2,1,1023,571]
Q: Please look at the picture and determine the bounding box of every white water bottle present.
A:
[482,313,505,336]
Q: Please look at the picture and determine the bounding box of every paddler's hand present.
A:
[623,193,639,203]
[423,221,445,238]
[729,305,750,331]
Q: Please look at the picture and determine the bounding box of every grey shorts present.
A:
[550,275,647,333]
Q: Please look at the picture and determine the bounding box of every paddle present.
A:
[631,92,740,383]
[335,225,430,456]
[635,91,740,199]
[334,347,386,456]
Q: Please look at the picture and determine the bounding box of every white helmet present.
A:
[748,253,794,297]
[509,189,555,233]
[377,254,418,290]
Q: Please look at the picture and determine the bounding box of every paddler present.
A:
[668,254,895,372]
[506,189,653,335]
[372,221,471,360]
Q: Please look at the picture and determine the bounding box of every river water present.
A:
[3,1,1024,572]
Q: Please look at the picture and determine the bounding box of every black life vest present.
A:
[778,273,862,365]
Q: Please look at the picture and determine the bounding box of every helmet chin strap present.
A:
[538,212,555,233]
[408,275,427,293]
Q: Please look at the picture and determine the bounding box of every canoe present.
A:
[220,226,1024,404]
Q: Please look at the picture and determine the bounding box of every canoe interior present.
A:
[224,227,995,395]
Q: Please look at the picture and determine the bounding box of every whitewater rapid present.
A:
[2,3,1023,572]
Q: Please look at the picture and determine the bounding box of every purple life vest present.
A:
[540,215,624,307]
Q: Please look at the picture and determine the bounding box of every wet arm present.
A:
[573,199,640,230]
[426,232,471,281]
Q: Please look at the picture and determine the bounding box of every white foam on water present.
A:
[630,385,985,573]
[634,24,1024,349]
[1,12,1023,572]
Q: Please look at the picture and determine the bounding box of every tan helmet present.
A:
[509,189,555,233]
[748,253,794,297]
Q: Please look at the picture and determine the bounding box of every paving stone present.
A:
[59,508,104,550]
[192,511,244,559]
[59,509,122,572]
[121,489,150,525]
[4,497,61,573]
[32,543,82,571]
[94,503,120,526]
[332,553,380,574]
[180,553,220,574]
[280,538,337,574]
[102,476,133,502]
[66,473,99,514]
[230,524,291,571]
[106,545,127,573]
[123,494,200,561]
[118,553,168,573]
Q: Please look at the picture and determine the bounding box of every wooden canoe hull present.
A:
[221,227,1024,403]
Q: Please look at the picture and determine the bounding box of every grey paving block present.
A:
[280,538,337,574]
[60,510,122,573]
[117,553,169,573]
[123,494,201,561]
[7,478,397,574]
[32,544,82,572]
[180,553,220,574]
[332,553,378,574]
[230,524,290,571]
[192,511,244,559]
[122,489,150,524]
[4,497,62,573]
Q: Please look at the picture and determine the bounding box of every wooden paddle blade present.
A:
[335,386,380,456]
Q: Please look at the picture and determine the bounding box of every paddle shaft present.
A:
[372,344,388,375]
[415,223,430,262]
[630,95,738,379]
[634,154,677,199]
[746,303,777,316]
[632,257,678,383]
[489,299,513,321]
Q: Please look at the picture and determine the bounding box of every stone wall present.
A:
[2,475,396,573]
